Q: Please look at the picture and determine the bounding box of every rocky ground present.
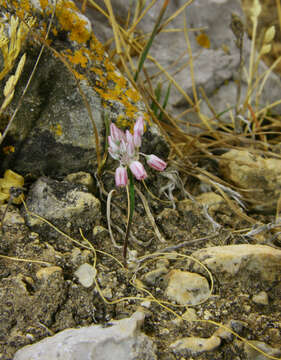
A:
[0,0,281,359]
[1,155,281,359]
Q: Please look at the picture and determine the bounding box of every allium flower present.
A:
[115,166,128,187]
[146,154,167,171]
[108,118,166,186]
[129,161,147,180]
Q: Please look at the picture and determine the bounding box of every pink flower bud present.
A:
[129,160,148,180]
[108,136,119,154]
[133,132,142,148]
[108,148,119,160]
[146,154,167,171]
[115,166,128,187]
[127,137,135,158]
[126,130,133,143]
[110,123,124,143]
[134,116,144,136]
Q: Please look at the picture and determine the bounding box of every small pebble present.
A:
[252,291,269,305]
[74,263,96,288]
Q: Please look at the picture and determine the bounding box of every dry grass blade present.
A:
[277,0,281,31]
[104,0,122,55]
[158,0,194,32]
[137,82,184,157]
[0,254,51,265]
[142,83,190,143]
[183,11,198,110]
[147,55,194,107]
[106,189,122,249]
[203,205,222,231]
[0,16,33,81]
[242,0,261,113]
[196,172,256,225]
[256,55,281,105]
[112,222,152,247]
[135,186,166,243]
[0,13,37,144]
[128,0,160,35]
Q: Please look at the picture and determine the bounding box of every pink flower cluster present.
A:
[108,117,167,187]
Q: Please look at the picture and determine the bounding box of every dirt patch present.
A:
[1,173,281,359]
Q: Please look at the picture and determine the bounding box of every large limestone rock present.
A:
[219,149,281,212]
[0,0,168,177]
[192,244,281,292]
[24,176,101,239]
[13,311,157,360]
[81,0,281,125]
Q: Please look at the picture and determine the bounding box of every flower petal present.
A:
[146,154,167,171]
[129,160,148,180]
[110,123,125,142]
[115,166,128,187]
[134,116,144,136]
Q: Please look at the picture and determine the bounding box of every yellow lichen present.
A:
[55,1,90,44]
[50,124,63,137]
[6,0,150,130]
[65,48,89,68]
[52,28,58,36]
[3,145,15,154]
[72,69,86,80]
[90,66,103,78]
[0,169,24,204]
[125,88,140,102]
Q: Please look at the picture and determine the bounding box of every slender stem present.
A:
[134,0,170,82]
[97,113,110,176]
[123,169,135,266]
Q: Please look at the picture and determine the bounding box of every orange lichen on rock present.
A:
[125,88,140,103]
[55,1,91,44]
[7,0,149,128]
[64,48,89,68]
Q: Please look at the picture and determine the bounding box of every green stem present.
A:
[123,169,135,266]
[134,0,170,82]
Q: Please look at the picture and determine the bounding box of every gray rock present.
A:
[24,176,101,239]
[214,320,246,341]
[170,335,221,356]
[36,266,63,281]
[2,0,168,177]
[13,311,157,360]
[64,171,96,193]
[220,149,281,211]
[243,340,281,360]
[192,244,281,290]
[143,266,168,286]
[165,269,210,306]
[83,0,281,124]
[252,291,269,305]
[74,263,96,288]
